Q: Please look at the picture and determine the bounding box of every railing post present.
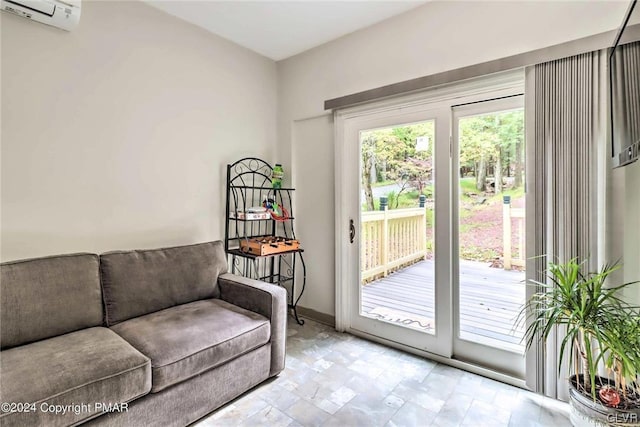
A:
[379,196,388,211]
[503,195,512,270]
[419,195,427,259]
[518,217,524,264]
[380,197,389,277]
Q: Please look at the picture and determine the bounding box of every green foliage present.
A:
[600,314,640,395]
[422,185,434,198]
[384,190,425,210]
[487,185,525,204]
[362,112,524,211]
[386,191,398,210]
[425,208,434,227]
[460,246,499,261]
[459,177,477,194]
[372,180,396,188]
[518,259,640,402]
[459,109,524,192]
[459,115,499,165]
[361,122,435,196]
[459,110,524,170]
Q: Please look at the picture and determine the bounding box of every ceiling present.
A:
[145,1,428,61]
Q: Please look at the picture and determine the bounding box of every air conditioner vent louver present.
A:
[1,0,80,31]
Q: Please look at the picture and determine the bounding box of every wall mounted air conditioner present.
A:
[1,0,80,31]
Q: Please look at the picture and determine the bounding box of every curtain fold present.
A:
[525,50,607,400]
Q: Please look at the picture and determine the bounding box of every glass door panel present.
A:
[452,96,526,378]
[345,104,451,358]
[359,121,436,334]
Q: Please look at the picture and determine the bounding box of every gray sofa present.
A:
[0,241,287,427]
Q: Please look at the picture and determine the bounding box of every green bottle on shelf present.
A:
[272,163,284,189]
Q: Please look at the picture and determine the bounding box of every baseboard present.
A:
[296,306,335,327]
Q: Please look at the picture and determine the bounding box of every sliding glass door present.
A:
[336,73,527,379]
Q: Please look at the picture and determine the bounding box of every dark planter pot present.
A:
[569,375,640,427]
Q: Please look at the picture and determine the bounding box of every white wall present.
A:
[623,162,640,305]
[277,1,629,316]
[1,1,277,261]
[291,114,335,317]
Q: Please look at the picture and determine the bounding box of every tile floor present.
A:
[195,318,571,427]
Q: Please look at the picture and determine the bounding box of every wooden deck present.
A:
[361,259,526,353]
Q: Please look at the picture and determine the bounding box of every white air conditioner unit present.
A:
[1,0,80,31]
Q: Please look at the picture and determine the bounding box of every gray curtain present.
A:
[524,50,607,400]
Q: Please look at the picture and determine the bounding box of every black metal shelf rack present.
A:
[224,157,306,325]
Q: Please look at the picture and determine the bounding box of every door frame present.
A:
[334,70,529,383]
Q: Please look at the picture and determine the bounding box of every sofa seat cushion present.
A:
[110,299,271,393]
[0,327,151,427]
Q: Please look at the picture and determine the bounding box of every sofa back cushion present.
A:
[100,241,228,325]
[0,253,103,349]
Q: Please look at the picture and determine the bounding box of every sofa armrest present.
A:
[217,273,287,377]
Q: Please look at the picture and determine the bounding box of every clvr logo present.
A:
[606,413,638,424]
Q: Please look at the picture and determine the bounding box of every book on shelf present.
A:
[231,211,272,220]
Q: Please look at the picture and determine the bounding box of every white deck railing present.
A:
[361,199,524,280]
[503,198,525,270]
[361,207,427,282]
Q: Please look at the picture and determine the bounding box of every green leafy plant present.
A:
[518,259,640,407]
[385,191,397,210]
[598,312,640,402]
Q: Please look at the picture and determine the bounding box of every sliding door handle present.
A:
[349,219,355,244]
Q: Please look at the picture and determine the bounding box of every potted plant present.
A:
[519,259,640,426]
